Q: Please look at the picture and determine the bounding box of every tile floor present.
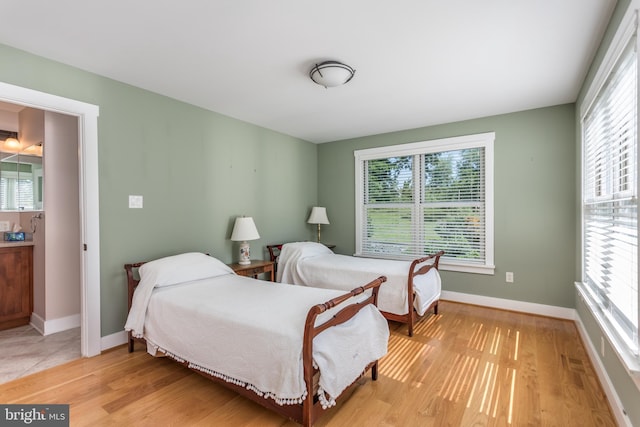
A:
[0,325,81,384]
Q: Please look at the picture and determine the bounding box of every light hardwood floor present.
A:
[0,301,616,426]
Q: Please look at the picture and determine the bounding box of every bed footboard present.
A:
[301,275,386,426]
[404,250,444,336]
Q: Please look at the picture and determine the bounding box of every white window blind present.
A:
[355,132,494,274]
[422,147,485,263]
[582,35,638,354]
[0,170,35,211]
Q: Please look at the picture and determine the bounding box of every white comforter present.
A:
[126,268,388,407]
[277,242,441,316]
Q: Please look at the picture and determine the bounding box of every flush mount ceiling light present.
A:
[309,61,355,88]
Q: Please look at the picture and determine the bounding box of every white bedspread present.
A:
[126,272,389,406]
[277,242,441,316]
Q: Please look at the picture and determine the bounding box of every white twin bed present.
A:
[271,242,443,336]
[124,252,389,427]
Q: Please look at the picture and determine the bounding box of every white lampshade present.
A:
[231,216,260,265]
[231,216,260,241]
[307,207,330,224]
[307,207,329,243]
[309,61,355,88]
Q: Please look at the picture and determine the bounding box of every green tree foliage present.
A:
[424,148,481,202]
[366,156,412,203]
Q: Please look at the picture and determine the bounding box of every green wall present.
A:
[318,104,576,308]
[0,43,319,336]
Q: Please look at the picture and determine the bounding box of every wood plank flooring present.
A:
[0,301,616,426]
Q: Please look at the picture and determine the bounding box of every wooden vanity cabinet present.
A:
[0,245,33,331]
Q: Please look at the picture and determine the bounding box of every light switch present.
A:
[128,195,143,209]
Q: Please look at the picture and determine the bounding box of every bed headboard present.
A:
[267,244,283,269]
[123,261,147,353]
[124,262,145,310]
[267,244,282,262]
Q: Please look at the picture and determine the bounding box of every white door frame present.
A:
[0,81,101,357]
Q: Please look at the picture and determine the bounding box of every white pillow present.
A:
[284,241,333,258]
[139,252,234,287]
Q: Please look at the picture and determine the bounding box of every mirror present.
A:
[0,131,43,211]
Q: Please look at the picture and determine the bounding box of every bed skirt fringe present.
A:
[317,387,337,409]
[147,341,308,406]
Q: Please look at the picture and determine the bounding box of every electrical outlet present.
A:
[506,272,514,283]
[0,221,9,232]
[128,195,143,209]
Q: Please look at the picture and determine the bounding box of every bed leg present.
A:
[128,332,134,353]
[407,311,415,337]
[434,302,438,315]
[372,361,379,381]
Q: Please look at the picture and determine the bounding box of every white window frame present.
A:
[577,1,640,376]
[354,132,495,274]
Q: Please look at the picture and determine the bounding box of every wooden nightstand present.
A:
[228,259,274,282]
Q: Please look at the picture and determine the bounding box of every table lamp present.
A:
[230,216,260,265]
[307,207,329,243]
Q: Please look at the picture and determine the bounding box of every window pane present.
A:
[423,204,485,263]
[1,160,35,211]
[17,177,34,210]
[423,147,485,262]
[424,149,483,202]
[366,157,413,203]
[584,199,638,343]
[363,206,414,255]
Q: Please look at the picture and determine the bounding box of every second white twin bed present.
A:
[272,242,443,336]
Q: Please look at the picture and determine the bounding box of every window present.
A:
[355,132,494,274]
[579,2,639,365]
[0,164,34,211]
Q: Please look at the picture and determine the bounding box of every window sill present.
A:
[439,261,495,275]
[353,253,495,275]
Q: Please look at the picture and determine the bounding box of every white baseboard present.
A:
[30,312,45,335]
[440,290,575,319]
[30,312,80,336]
[101,330,128,351]
[574,315,632,427]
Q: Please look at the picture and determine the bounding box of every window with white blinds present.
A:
[0,170,35,211]
[581,29,639,356]
[355,132,495,274]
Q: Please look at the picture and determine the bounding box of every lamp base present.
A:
[238,241,251,265]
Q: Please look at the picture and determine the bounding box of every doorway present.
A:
[0,81,101,358]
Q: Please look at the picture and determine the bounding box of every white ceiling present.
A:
[0,1,616,143]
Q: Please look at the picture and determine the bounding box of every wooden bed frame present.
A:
[267,244,444,337]
[125,261,386,427]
